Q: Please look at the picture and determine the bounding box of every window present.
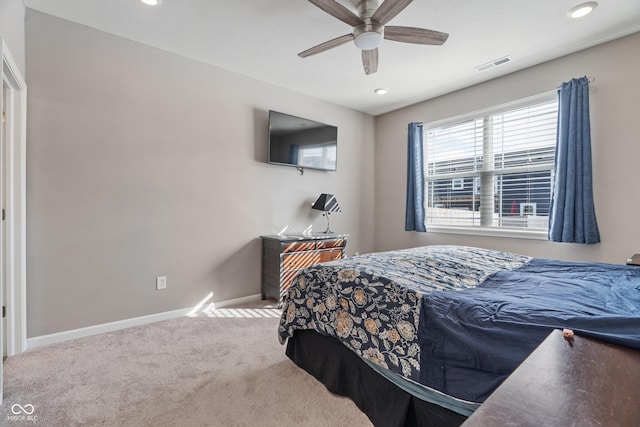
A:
[424,94,558,234]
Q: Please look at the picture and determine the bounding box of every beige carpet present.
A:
[0,300,371,426]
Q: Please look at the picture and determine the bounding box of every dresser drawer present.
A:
[281,270,301,294]
[282,252,320,271]
[282,241,316,253]
[317,238,346,249]
[318,248,343,263]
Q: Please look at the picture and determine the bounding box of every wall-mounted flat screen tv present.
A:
[268,110,337,171]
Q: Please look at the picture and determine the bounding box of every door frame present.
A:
[1,38,28,360]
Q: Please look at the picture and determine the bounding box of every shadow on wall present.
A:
[253,108,269,164]
[210,239,262,302]
[272,196,330,236]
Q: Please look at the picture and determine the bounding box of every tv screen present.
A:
[268,110,337,171]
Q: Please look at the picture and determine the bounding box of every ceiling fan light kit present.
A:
[300,0,449,75]
[354,28,383,50]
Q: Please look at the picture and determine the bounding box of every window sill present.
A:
[425,225,548,240]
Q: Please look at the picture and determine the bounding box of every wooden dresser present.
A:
[260,234,348,307]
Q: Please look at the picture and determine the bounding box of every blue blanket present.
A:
[419,258,640,403]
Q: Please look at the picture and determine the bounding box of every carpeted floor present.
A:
[0,300,372,426]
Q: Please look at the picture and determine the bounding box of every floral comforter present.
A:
[278,245,530,383]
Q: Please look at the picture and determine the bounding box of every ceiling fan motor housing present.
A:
[357,0,378,17]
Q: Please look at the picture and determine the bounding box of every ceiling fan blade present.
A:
[371,0,413,25]
[298,33,355,58]
[362,48,379,75]
[308,0,363,27]
[384,26,449,45]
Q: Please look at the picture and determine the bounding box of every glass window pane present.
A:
[424,97,557,232]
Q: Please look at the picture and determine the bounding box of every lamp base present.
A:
[322,213,333,234]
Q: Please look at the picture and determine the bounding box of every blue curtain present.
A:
[548,77,600,244]
[405,122,426,232]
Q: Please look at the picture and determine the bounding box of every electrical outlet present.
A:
[156,276,167,290]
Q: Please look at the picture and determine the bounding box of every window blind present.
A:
[424,97,558,231]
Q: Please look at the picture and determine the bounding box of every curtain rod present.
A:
[557,76,595,89]
[405,76,597,129]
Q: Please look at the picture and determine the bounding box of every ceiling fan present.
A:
[298,0,449,75]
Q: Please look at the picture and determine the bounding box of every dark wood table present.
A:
[462,329,640,426]
[627,253,640,266]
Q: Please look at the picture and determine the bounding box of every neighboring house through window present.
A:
[424,93,558,236]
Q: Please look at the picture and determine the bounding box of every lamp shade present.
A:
[311,194,341,213]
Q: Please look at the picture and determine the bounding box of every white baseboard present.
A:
[26,293,263,350]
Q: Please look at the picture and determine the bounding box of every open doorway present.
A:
[0,38,28,403]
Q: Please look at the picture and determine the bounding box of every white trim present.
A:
[26,294,263,350]
[1,39,28,356]
[427,226,548,240]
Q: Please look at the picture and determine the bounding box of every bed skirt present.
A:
[285,330,468,427]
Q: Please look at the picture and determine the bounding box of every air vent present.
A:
[476,55,512,72]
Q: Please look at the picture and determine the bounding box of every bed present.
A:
[278,245,640,426]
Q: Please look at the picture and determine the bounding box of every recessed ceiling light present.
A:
[140,0,162,6]
[374,88,388,95]
[568,2,597,18]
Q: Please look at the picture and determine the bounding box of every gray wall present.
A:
[26,10,375,337]
[0,0,25,75]
[21,9,640,337]
[374,32,640,264]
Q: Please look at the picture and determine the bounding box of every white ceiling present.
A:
[24,0,640,116]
